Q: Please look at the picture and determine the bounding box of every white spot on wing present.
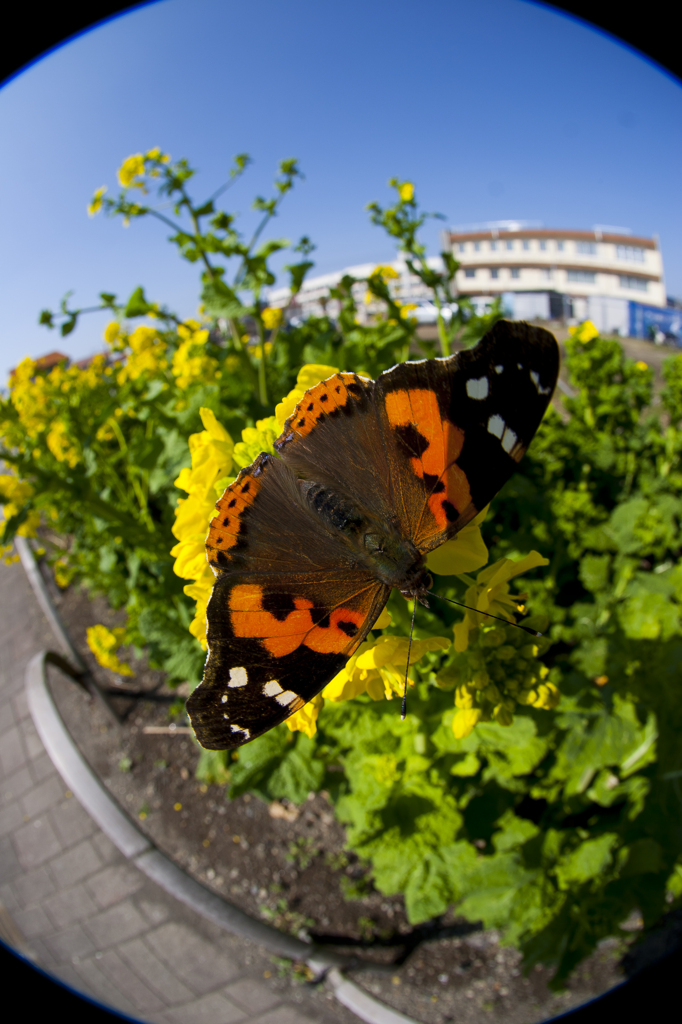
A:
[230,723,250,738]
[221,694,227,703]
[487,414,505,438]
[530,369,551,395]
[263,680,283,697]
[466,377,489,400]
[501,427,518,453]
[228,667,248,688]
[275,690,299,706]
[494,364,504,374]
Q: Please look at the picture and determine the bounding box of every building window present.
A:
[576,241,597,254]
[458,243,466,252]
[474,242,481,251]
[616,245,645,262]
[567,269,596,283]
[506,240,514,250]
[619,275,648,292]
[522,240,530,250]
[542,268,552,280]
[490,268,499,279]
[490,240,497,250]
[511,268,520,279]
[465,268,476,278]
[539,240,547,250]
[556,240,564,251]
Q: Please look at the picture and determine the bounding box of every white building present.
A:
[267,221,679,342]
[444,221,666,318]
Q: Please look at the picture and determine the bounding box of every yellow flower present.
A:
[274,364,340,429]
[171,323,217,389]
[426,506,489,576]
[171,408,234,647]
[452,707,482,740]
[118,325,167,382]
[453,551,549,652]
[145,147,169,162]
[286,634,450,738]
[118,153,146,188]
[261,307,283,330]
[635,361,648,371]
[87,186,107,217]
[370,264,399,282]
[398,182,414,203]
[46,420,80,467]
[86,625,134,676]
[568,320,599,343]
[0,474,39,553]
[104,322,121,347]
[399,303,418,319]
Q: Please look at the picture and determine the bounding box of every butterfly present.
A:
[186,320,559,750]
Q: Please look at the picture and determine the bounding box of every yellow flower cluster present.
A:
[452,552,549,652]
[46,420,80,467]
[86,624,134,676]
[117,148,170,189]
[0,473,39,563]
[8,357,57,439]
[171,321,219,389]
[261,307,283,331]
[398,182,414,203]
[116,325,167,383]
[171,408,235,646]
[87,186,107,217]
[568,320,599,344]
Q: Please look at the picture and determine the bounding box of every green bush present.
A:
[1,148,681,985]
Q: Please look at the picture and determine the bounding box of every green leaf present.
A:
[0,504,31,544]
[554,833,620,889]
[124,286,153,318]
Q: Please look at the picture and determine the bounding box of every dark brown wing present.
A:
[374,320,559,553]
[188,454,388,750]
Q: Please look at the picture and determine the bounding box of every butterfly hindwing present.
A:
[375,320,559,552]
[189,453,389,749]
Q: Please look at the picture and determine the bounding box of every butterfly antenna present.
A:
[401,600,417,721]
[428,592,543,637]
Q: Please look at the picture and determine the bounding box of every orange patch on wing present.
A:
[305,607,366,654]
[284,373,369,440]
[228,585,366,658]
[385,389,471,524]
[206,471,262,567]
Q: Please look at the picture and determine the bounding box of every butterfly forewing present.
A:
[375,321,559,553]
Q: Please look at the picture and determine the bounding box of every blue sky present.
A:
[1,0,680,381]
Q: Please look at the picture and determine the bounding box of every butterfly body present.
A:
[187,321,559,750]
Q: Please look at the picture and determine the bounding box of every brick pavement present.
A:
[0,558,362,1024]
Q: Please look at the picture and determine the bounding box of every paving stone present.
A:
[73,957,140,1018]
[86,863,145,909]
[22,718,45,761]
[250,1008,319,1024]
[50,796,98,847]
[0,880,21,911]
[13,903,55,939]
[11,689,30,722]
[30,752,56,784]
[50,962,99,1001]
[0,701,16,736]
[11,864,56,907]
[223,977,282,1015]
[138,897,171,926]
[1,764,34,805]
[146,922,241,995]
[44,882,99,929]
[164,991,247,1024]
[43,922,97,963]
[0,834,23,881]
[91,830,121,865]
[0,725,27,776]
[84,898,149,948]
[20,775,65,819]
[49,838,103,889]
[95,948,166,1013]
[118,936,194,1004]
[12,815,63,868]
[0,800,22,838]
